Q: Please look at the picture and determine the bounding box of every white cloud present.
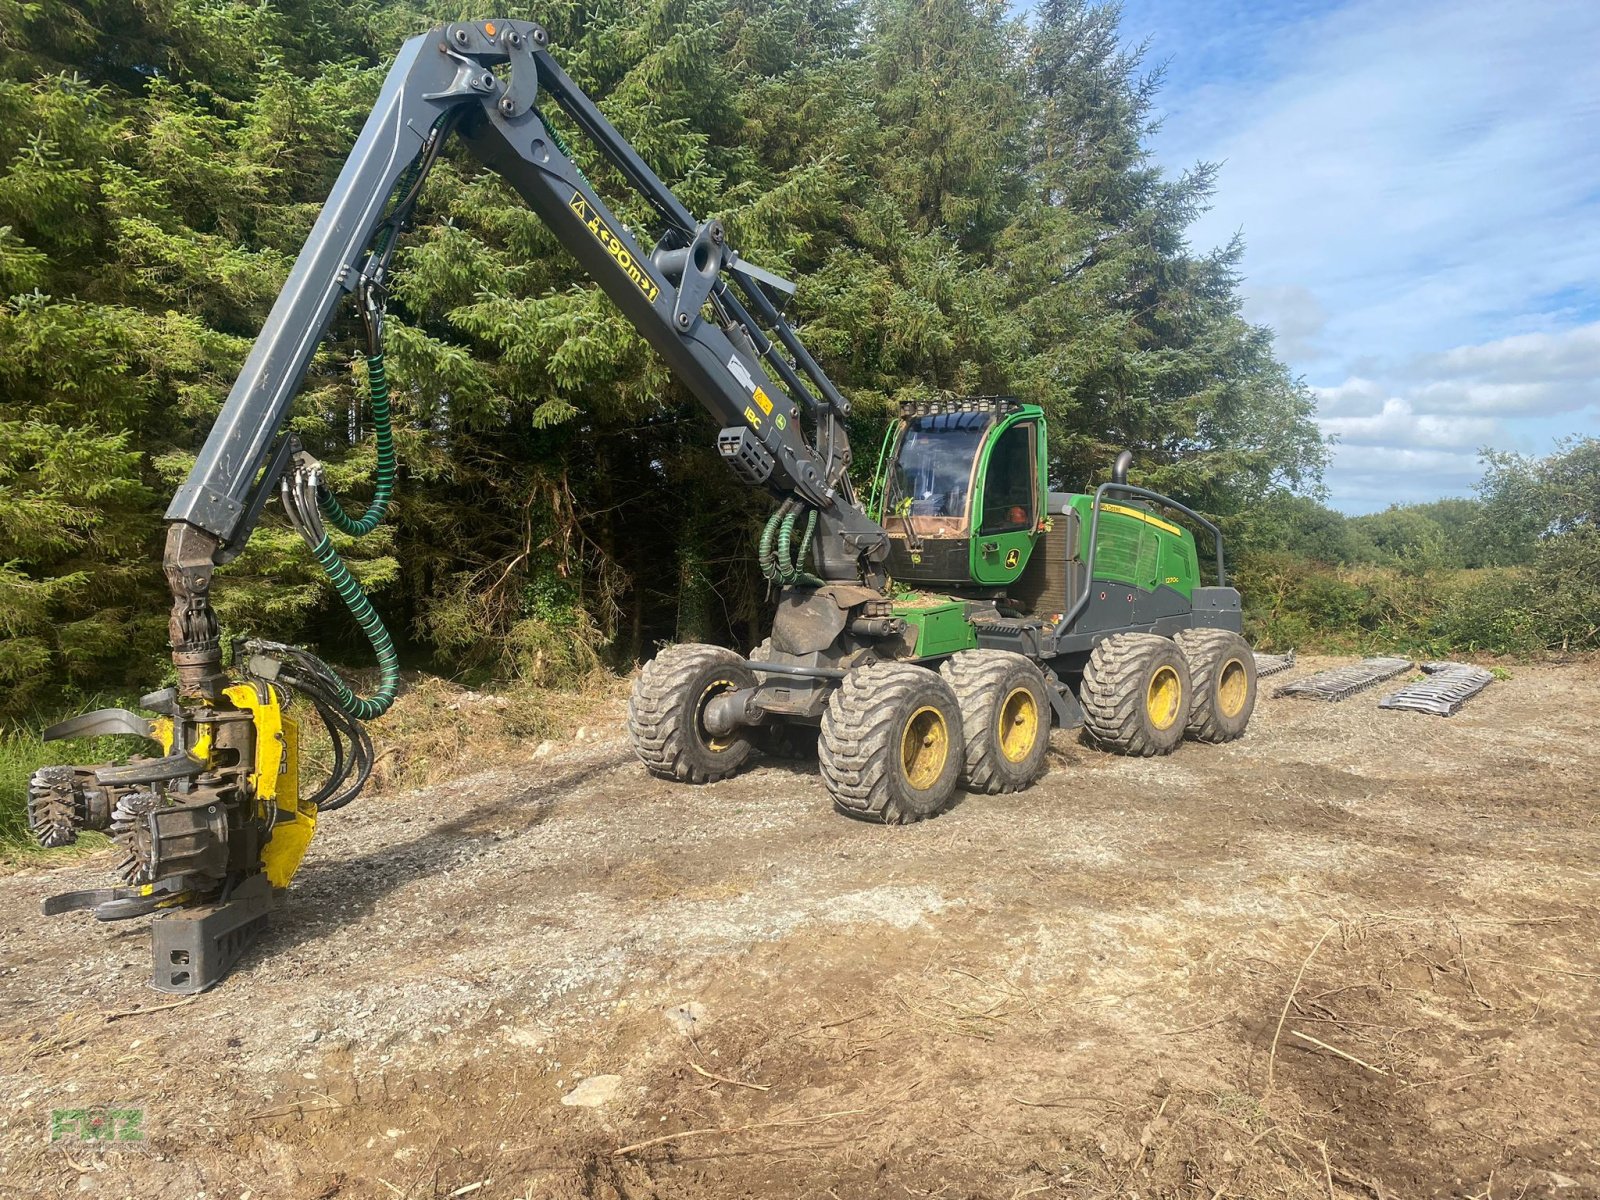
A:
[1247,283,1327,360]
[1319,398,1498,451]
[1128,0,1600,508]
[1310,321,1600,510]
[1414,323,1600,388]
[1408,379,1580,418]
[1323,445,1486,511]
[1312,377,1385,418]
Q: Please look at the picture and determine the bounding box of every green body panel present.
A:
[971,524,1035,586]
[868,400,1202,610]
[891,600,979,657]
[1063,494,1199,598]
[968,405,1048,587]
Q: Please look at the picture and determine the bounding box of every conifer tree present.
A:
[0,0,1326,718]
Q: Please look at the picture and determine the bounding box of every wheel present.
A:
[818,662,965,824]
[1080,632,1191,757]
[1174,628,1256,743]
[627,643,756,783]
[940,650,1050,794]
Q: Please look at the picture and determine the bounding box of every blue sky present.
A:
[1113,0,1600,512]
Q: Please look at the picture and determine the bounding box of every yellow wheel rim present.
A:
[900,705,949,790]
[1217,658,1248,718]
[697,678,737,752]
[997,686,1040,763]
[1146,664,1182,731]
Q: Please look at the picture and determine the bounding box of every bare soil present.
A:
[2,656,1598,1200]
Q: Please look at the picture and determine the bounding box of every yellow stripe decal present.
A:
[1101,502,1183,537]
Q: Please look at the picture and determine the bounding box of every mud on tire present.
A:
[1174,628,1256,743]
[940,650,1050,794]
[627,643,756,783]
[1080,632,1191,757]
[818,662,964,825]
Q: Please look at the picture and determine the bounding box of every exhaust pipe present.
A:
[1111,449,1133,485]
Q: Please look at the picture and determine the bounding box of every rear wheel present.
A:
[940,650,1050,794]
[1080,633,1191,757]
[627,643,756,783]
[819,662,964,824]
[1175,628,1256,743]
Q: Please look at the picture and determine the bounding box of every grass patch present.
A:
[352,670,625,796]
[0,716,145,860]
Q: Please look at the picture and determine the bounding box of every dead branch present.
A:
[1288,1029,1393,1078]
[1268,925,1337,1091]
[103,996,199,1022]
[612,1108,867,1157]
[689,1061,771,1091]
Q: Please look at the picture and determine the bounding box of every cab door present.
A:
[971,414,1042,587]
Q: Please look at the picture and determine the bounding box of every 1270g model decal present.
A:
[569,193,660,303]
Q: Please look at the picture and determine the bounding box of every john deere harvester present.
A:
[29,18,1257,991]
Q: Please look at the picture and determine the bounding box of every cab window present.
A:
[892,412,989,521]
[979,420,1036,534]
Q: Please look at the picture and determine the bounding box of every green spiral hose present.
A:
[306,532,400,720]
[795,509,818,575]
[776,511,796,579]
[318,354,395,537]
[773,509,824,587]
[759,509,784,582]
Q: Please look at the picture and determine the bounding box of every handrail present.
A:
[1058,482,1227,636]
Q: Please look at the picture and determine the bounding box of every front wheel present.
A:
[819,662,965,825]
[627,643,756,783]
[940,650,1050,794]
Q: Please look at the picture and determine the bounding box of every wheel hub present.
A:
[1146,665,1182,730]
[900,705,948,790]
[696,679,740,752]
[1217,658,1248,718]
[998,687,1039,762]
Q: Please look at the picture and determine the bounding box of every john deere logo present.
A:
[1005,548,1020,569]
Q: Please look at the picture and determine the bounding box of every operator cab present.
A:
[873,398,1046,591]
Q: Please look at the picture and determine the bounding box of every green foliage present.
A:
[1237,438,1600,656]
[1,0,1337,723]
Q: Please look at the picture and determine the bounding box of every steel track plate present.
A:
[1252,649,1296,677]
[1274,656,1413,702]
[1378,662,1495,717]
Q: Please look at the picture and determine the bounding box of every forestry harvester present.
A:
[29,20,1258,991]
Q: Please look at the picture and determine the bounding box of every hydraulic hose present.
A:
[759,507,786,582]
[795,508,818,576]
[776,511,796,578]
[317,354,395,536]
[774,507,824,587]
[304,531,400,721]
[280,463,400,722]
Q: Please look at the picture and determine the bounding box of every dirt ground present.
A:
[2,655,1598,1200]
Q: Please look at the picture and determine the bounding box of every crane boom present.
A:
[162,17,888,699]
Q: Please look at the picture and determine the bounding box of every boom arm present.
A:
[163,17,888,697]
